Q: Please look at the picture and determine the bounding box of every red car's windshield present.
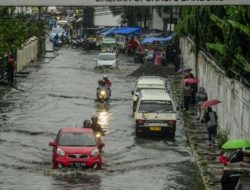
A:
[59,132,96,146]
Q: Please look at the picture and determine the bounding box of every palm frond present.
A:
[228,20,250,37]
[235,53,250,72]
[206,43,226,55]
[209,14,227,30]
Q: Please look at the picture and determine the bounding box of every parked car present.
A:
[49,27,66,42]
[49,127,103,169]
[95,53,118,69]
[131,76,168,113]
[134,89,176,138]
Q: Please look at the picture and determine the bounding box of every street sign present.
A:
[0,0,249,6]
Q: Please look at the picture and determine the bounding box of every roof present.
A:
[60,127,93,133]
[137,76,165,86]
[137,84,165,89]
[139,89,172,101]
[98,52,116,56]
[113,27,141,35]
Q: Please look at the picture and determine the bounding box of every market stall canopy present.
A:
[113,27,141,35]
[140,35,173,45]
[96,27,113,35]
[100,27,118,36]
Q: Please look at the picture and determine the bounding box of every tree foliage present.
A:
[0,7,46,54]
[175,6,250,83]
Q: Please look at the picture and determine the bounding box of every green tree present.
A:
[175,6,250,83]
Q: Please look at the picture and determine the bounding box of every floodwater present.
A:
[0,47,201,190]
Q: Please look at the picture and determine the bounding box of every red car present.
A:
[49,127,103,169]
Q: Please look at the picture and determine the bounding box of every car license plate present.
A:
[72,162,85,167]
[149,126,161,131]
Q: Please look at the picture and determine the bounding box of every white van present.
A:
[134,89,176,138]
[131,76,167,112]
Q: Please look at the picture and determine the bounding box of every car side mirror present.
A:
[135,92,139,96]
[49,140,56,147]
[116,58,119,61]
[94,58,97,61]
[131,90,134,95]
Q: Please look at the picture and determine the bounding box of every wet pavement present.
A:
[0,47,202,190]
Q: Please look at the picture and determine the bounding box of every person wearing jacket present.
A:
[196,87,208,121]
[203,107,218,146]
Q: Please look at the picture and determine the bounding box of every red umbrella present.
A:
[183,78,199,84]
[201,99,221,109]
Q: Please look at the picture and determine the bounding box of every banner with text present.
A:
[1,0,250,6]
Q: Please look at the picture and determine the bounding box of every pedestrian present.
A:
[183,82,192,111]
[203,107,218,146]
[184,70,195,79]
[218,151,230,166]
[195,87,208,121]
[7,54,15,85]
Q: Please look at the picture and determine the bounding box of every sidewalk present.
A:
[168,72,223,190]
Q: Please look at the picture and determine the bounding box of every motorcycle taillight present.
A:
[136,119,144,125]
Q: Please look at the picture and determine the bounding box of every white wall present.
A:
[16,37,38,72]
[180,37,250,139]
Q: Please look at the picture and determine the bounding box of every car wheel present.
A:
[135,128,141,137]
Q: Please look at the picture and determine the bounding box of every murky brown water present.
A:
[0,47,201,190]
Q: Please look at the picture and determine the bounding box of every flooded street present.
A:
[0,47,200,190]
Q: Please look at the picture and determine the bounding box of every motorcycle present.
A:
[54,39,63,50]
[95,132,105,151]
[96,87,111,103]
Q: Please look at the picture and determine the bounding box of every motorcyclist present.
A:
[103,75,111,96]
[90,115,104,133]
[53,34,59,48]
[103,75,112,88]
[83,119,91,128]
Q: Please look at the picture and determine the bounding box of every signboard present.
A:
[0,0,249,6]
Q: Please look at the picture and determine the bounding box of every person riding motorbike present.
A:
[90,115,105,150]
[96,79,110,101]
[102,75,111,96]
[90,115,103,133]
[103,75,112,88]
[83,119,91,128]
[53,34,59,48]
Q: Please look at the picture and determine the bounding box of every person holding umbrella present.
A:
[183,82,192,111]
[203,107,218,146]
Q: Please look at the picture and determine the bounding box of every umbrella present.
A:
[222,139,250,149]
[201,99,221,109]
[177,67,192,73]
[183,78,199,84]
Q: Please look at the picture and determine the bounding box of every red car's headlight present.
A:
[57,148,65,156]
[91,148,99,157]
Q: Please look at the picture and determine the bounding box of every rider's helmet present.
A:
[91,115,98,122]
[103,75,108,80]
[83,120,91,128]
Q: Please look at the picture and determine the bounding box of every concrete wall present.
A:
[16,37,38,72]
[180,37,250,139]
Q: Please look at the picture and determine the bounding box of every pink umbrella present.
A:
[183,78,199,84]
[201,99,221,109]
